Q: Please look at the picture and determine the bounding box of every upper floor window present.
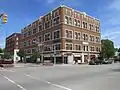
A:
[74,32,80,40]
[90,35,94,42]
[83,34,88,41]
[75,44,81,50]
[44,45,51,51]
[65,16,72,25]
[66,30,72,39]
[96,37,100,43]
[74,19,77,26]
[54,30,60,39]
[44,33,51,41]
[39,25,42,31]
[53,44,61,50]
[39,36,42,42]
[89,24,92,30]
[78,20,80,27]
[95,26,99,32]
[33,28,37,34]
[66,43,72,50]
[53,17,60,25]
[90,46,95,51]
[28,30,32,36]
[83,22,87,29]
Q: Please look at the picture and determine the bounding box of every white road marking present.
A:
[25,74,72,90]
[0,74,26,90]
[0,68,15,72]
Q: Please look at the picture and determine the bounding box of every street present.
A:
[0,63,120,90]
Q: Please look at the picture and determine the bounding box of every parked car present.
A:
[89,60,96,65]
[89,58,103,65]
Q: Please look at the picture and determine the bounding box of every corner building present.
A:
[20,5,101,64]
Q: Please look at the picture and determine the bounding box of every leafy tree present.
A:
[101,39,115,59]
[118,48,120,56]
[17,50,25,62]
[30,52,41,63]
[0,48,3,53]
[1,52,11,59]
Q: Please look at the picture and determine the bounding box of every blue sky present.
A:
[0,0,120,48]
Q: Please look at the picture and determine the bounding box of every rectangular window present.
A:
[66,43,72,50]
[75,44,81,50]
[53,44,61,50]
[44,33,51,41]
[74,32,80,40]
[65,16,69,24]
[33,28,37,34]
[39,36,42,42]
[54,30,60,39]
[78,20,80,27]
[74,19,77,26]
[28,30,32,36]
[66,30,72,39]
[44,45,51,51]
[53,17,60,25]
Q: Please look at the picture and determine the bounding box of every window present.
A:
[78,20,80,27]
[83,22,87,29]
[74,32,80,40]
[95,26,99,32]
[39,25,42,31]
[74,19,77,26]
[65,16,72,25]
[96,37,100,43]
[53,17,60,26]
[33,28,37,34]
[90,46,95,51]
[83,46,86,51]
[44,45,51,51]
[32,39,37,44]
[66,43,72,50]
[89,24,92,30]
[24,41,27,46]
[28,40,31,46]
[23,32,27,37]
[75,44,81,50]
[54,30,60,39]
[69,17,72,25]
[96,47,99,52]
[44,33,51,41]
[66,30,72,39]
[28,30,32,36]
[39,36,42,42]
[32,48,36,53]
[65,16,69,24]
[90,35,94,42]
[53,44,61,50]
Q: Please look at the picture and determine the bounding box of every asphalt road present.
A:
[0,63,120,90]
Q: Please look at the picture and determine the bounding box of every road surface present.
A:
[0,63,120,90]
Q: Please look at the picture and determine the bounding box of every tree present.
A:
[101,39,115,59]
[0,48,3,53]
[118,48,120,56]
[30,52,41,63]
[17,50,25,62]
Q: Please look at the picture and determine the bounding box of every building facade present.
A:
[6,33,21,62]
[20,5,101,64]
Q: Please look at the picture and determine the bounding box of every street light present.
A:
[0,13,8,24]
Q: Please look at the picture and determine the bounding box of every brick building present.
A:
[20,5,101,64]
[6,33,21,62]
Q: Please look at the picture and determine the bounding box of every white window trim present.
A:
[65,43,73,50]
[52,43,61,51]
[74,44,81,51]
[52,29,61,40]
[74,31,81,40]
[65,29,73,39]
[44,32,51,42]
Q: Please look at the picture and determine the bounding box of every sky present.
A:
[0,0,120,48]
